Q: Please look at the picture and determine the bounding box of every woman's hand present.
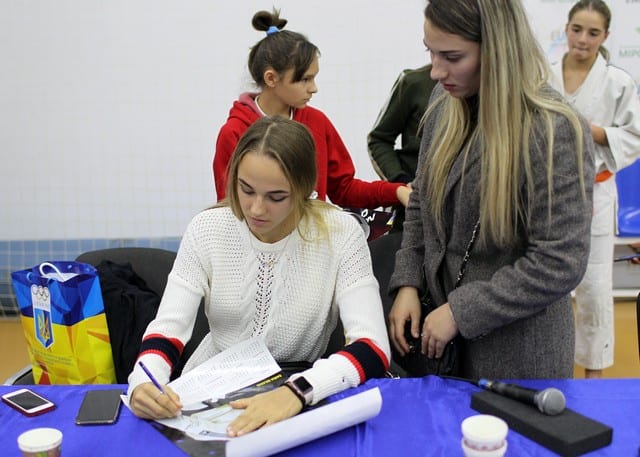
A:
[130,382,182,419]
[226,386,304,437]
[420,303,458,359]
[590,123,609,146]
[388,286,421,355]
[396,184,412,207]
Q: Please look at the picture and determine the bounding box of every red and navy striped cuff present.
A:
[139,333,184,369]
[337,338,389,383]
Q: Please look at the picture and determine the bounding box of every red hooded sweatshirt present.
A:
[213,93,402,208]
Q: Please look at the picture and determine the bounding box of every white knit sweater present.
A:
[128,206,390,404]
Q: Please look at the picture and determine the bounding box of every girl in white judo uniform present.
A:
[549,0,640,378]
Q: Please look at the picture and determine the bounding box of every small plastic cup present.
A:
[17,427,62,457]
[461,414,508,457]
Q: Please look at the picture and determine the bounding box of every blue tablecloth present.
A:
[1,377,638,456]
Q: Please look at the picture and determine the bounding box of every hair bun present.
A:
[252,9,288,32]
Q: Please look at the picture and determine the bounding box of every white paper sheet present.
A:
[226,387,383,457]
[156,404,246,441]
[167,338,281,407]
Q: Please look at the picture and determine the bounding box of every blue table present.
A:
[1,377,638,456]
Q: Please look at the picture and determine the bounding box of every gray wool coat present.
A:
[389,86,595,379]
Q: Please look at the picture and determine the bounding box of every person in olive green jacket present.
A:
[368,65,437,231]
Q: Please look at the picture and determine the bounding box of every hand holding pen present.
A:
[136,361,182,417]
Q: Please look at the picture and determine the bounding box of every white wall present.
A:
[1,0,638,240]
[0,1,426,240]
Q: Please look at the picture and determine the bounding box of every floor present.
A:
[1,300,638,383]
[0,319,31,383]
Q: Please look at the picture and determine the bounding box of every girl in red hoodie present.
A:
[213,9,411,210]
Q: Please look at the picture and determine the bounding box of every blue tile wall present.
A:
[0,237,180,318]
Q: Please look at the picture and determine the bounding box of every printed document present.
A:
[167,337,280,407]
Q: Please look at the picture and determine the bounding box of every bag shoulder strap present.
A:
[453,219,480,289]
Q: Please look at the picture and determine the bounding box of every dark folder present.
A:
[471,390,613,457]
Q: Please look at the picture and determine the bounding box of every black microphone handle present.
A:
[483,380,538,404]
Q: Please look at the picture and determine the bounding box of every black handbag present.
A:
[392,220,480,377]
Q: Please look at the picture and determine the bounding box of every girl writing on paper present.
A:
[128,117,390,436]
[212,9,411,209]
[388,0,595,379]
[548,0,640,378]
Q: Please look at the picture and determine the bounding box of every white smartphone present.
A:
[1,388,56,417]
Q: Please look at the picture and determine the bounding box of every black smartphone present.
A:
[1,388,56,417]
[75,389,123,425]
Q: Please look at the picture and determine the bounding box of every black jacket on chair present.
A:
[96,260,161,384]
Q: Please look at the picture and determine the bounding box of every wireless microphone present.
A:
[477,379,566,416]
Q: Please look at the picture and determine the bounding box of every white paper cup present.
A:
[17,428,62,457]
[461,414,508,457]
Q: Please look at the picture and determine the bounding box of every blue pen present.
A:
[138,361,165,394]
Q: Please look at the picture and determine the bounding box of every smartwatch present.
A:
[284,376,313,406]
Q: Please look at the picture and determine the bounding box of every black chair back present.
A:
[78,248,209,381]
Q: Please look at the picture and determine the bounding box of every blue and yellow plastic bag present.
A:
[11,261,116,384]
